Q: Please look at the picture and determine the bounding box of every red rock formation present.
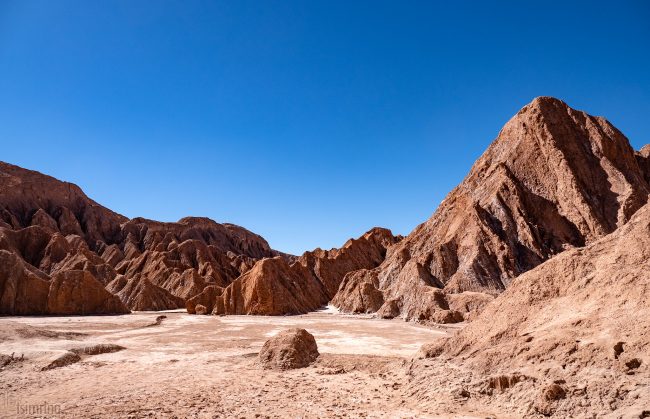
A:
[299,227,400,297]
[0,161,285,313]
[0,250,128,315]
[212,257,329,315]
[332,97,650,322]
[106,275,186,311]
[0,250,50,315]
[46,270,129,315]
[188,227,400,316]
[0,162,126,248]
[186,285,223,314]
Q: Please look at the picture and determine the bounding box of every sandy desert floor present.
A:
[0,309,520,418]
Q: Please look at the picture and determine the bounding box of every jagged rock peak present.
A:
[332,97,650,321]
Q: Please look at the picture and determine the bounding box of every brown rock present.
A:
[635,144,650,184]
[0,161,125,247]
[101,244,124,267]
[194,304,207,315]
[259,328,319,370]
[39,233,71,272]
[213,257,329,315]
[106,275,184,311]
[30,208,58,231]
[186,285,223,314]
[46,270,129,315]
[0,250,50,315]
[0,161,290,313]
[446,291,495,320]
[299,227,400,297]
[333,97,649,320]
[332,269,384,314]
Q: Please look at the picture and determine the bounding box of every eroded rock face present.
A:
[0,250,50,315]
[332,97,650,321]
[635,144,650,184]
[106,275,185,311]
[408,202,650,417]
[46,270,129,315]
[299,228,400,297]
[212,257,329,315]
[0,161,286,313]
[259,328,319,370]
[441,201,650,369]
[191,227,400,316]
[0,250,128,315]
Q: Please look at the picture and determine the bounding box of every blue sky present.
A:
[1,1,649,254]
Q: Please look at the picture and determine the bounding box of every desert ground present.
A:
[0,309,504,419]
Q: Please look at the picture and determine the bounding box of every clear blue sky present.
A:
[1,1,649,254]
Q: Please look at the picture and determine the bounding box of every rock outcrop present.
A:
[0,161,284,314]
[212,257,329,315]
[635,144,650,184]
[259,328,319,370]
[46,270,129,315]
[106,275,185,311]
[332,97,650,322]
[0,250,51,315]
[0,250,128,315]
[188,228,400,315]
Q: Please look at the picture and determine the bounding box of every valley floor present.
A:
[0,310,515,418]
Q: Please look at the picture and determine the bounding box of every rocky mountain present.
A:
[0,162,282,314]
[412,200,650,417]
[332,97,650,322]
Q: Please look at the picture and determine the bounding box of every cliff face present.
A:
[332,97,649,322]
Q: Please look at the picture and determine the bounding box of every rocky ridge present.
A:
[0,162,282,314]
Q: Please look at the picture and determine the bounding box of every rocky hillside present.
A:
[410,200,650,417]
[0,162,282,314]
[332,97,650,322]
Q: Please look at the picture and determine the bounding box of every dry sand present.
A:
[0,309,503,418]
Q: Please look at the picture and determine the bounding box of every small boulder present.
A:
[195,304,208,315]
[259,328,319,370]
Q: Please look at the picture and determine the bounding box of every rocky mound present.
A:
[411,201,650,417]
[332,97,650,322]
[259,328,319,370]
[0,161,286,313]
[188,227,399,315]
